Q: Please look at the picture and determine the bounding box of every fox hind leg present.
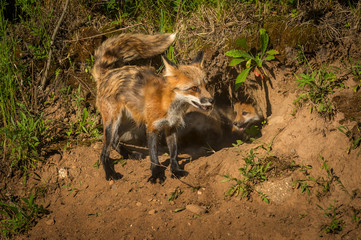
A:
[101,123,123,180]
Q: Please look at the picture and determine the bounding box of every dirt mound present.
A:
[15,52,361,239]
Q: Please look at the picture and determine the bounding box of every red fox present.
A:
[91,33,214,183]
[178,102,262,148]
[232,102,262,132]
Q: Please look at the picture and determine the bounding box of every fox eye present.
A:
[190,86,200,92]
[242,111,249,116]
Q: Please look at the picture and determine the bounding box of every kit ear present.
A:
[191,51,204,68]
[162,55,177,77]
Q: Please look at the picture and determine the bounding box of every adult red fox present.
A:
[91,33,214,183]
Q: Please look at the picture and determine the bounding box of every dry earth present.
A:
[9,59,361,239]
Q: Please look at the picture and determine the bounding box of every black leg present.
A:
[147,131,165,184]
[165,127,188,178]
[101,124,122,180]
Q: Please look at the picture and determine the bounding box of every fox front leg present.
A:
[165,127,188,178]
[147,131,166,184]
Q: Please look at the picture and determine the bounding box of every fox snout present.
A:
[233,121,248,131]
[192,97,214,111]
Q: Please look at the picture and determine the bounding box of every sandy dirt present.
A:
[10,60,361,240]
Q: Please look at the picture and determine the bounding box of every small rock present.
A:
[58,168,67,179]
[136,202,142,207]
[109,180,114,186]
[45,218,55,225]
[186,204,206,215]
[148,209,157,215]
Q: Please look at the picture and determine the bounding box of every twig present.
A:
[63,23,143,43]
[40,0,70,90]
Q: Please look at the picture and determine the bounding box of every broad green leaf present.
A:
[266,49,279,55]
[226,50,253,59]
[235,67,251,90]
[225,49,244,58]
[264,55,275,61]
[229,58,245,66]
[235,38,249,50]
[260,28,269,56]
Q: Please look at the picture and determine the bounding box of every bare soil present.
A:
[11,53,361,239]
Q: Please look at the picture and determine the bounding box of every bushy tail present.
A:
[91,33,176,81]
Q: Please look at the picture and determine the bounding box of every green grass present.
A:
[0,192,48,239]
[0,1,50,175]
[318,201,345,235]
[222,148,271,203]
[294,65,344,117]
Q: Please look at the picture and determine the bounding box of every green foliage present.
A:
[168,187,183,201]
[344,57,361,92]
[318,202,345,235]
[222,148,271,202]
[0,1,51,175]
[337,125,361,156]
[225,28,279,90]
[0,192,48,239]
[294,66,344,117]
[293,155,346,199]
[1,110,48,172]
[74,86,100,138]
[100,0,228,32]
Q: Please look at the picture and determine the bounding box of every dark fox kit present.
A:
[91,33,214,183]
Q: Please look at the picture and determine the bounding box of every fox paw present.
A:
[147,174,166,184]
[105,172,123,181]
[171,168,188,178]
[148,166,166,184]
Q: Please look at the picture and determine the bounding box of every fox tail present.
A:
[91,33,176,81]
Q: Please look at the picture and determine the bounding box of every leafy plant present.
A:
[0,192,48,239]
[293,155,345,199]
[225,28,279,90]
[318,202,345,235]
[345,57,361,92]
[168,187,183,201]
[294,66,344,117]
[72,85,100,139]
[222,148,271,202]
[293,178,313,195]
[337,125,361,156]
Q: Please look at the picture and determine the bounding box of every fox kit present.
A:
[178,102,262,148]
[92,33,213,183]
[232,102,262,132]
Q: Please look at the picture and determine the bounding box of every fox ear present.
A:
[192,51,204,68]
[162,55,177,77]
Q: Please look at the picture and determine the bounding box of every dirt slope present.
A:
[14,61,361,239]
